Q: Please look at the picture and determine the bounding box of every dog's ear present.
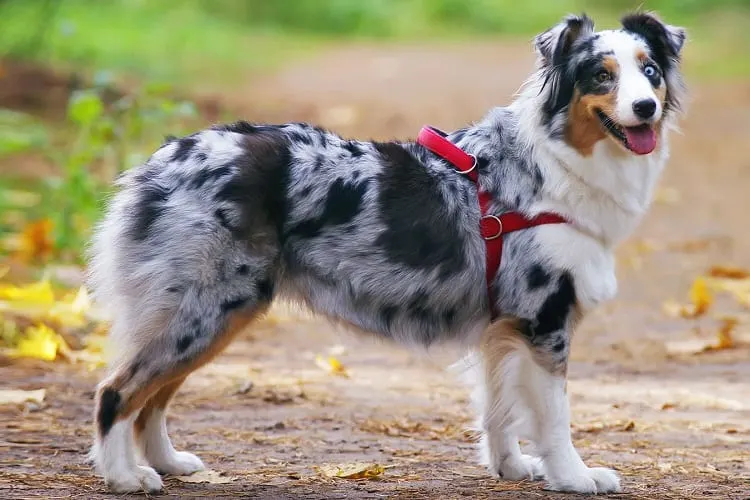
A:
[621,12,686,59]
[534,14,595,66]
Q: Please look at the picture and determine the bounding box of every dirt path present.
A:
[2,42,750,499]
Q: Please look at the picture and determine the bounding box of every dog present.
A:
[87,12,686,494]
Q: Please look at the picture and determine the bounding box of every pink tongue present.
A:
[624,125,656,155]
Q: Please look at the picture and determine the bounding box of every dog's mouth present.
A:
[595,110,656,155]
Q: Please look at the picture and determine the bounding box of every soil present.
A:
[1,41,750,499]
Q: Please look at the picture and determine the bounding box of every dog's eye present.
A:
[643,64,658,78]
[595,70,611,83]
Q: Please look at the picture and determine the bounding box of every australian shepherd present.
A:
[87,12,686,494]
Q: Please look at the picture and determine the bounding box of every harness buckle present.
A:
[481,215,503,240]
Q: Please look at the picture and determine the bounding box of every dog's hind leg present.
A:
[91,283,271,493]
[134,376,204,475]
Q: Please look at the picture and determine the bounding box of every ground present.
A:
[1,41,750,499]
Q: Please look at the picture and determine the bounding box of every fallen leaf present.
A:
[622,421,636,432]
[706,316,737,351]
[175,470,236,484]
[688,277,712,317]
[0,388,45,405]
[316,463,385,480]
[708,265,749,280]
[16,219,54,262]
[661,402,677,410]
[14,324,69,361]
[315,354,349,378]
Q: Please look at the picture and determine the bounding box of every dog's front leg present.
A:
[475,319,620,494]
[473,321,544,481]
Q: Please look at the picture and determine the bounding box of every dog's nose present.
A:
[632,99,657,120]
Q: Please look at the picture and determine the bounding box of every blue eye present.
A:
[644,65,657,77]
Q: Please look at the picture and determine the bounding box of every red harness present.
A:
[416,126,567,318]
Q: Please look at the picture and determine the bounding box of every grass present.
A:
[1,0,749,87]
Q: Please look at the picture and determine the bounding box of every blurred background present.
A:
[0,1,749,498]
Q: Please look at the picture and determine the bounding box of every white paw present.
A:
[546,466,621,494]
[152,451,206,476]
[105,465,163,494]
[492,453,545,481]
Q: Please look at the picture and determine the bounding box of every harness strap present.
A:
[416,126,567,318]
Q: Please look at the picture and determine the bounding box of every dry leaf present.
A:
[16,219,54,262]
[708,265,749,280]
[622,421,636,432]
[0,388,45,405]
[316,463,385,480]
[315,355,349,378]
[707,316,737,351]
[175,470,236,484]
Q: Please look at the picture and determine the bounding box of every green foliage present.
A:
[1,0,749,84]
[0,82,198,263]
[0,110,49,156]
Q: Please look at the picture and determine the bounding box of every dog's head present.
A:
[535,12,686,156]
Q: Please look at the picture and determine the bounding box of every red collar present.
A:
[416,126,567,319]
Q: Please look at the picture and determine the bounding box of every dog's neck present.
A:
[494,74,674,248]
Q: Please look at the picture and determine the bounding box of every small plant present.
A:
[0,78,198,264]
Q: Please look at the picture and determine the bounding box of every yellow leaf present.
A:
[0,388,45,405]
[682,277,712,318]
[317,463,385,480]
[315,354,349,378]
[14,324,69,361]
[0,280,54,303]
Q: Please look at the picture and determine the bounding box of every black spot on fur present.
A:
[172,136,197,162]
[527,264,551,289]
[176,334,194,354]
[287,178,370,239]
[380,305,399,329]
[214,121,259,135]
[352,170,361,180]
[236,264,249,275]
[129,182,170,241]
[343,141,365,157]
[287,130,312,145]
[221,297,250,313]
[195,152,208,163]
[375,142,466,277]
[552,338,567,353]
[97,388,121,437]
[191,318,201,329]
[215,208,233,231]
[189,165,233,190]
[299,186,312,198]
[257,279,274,303]
[534,272,576,338]
[444,307,457,326]
[312,154,325,172]
[166,286,182,293]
